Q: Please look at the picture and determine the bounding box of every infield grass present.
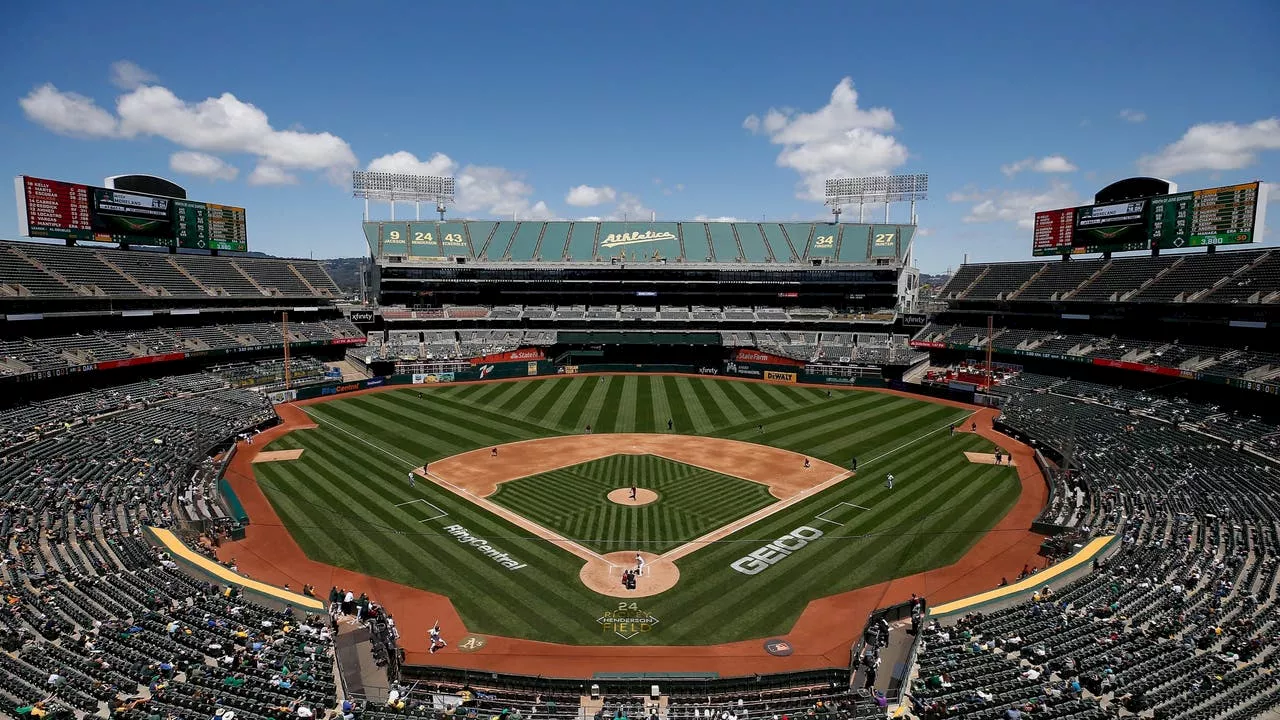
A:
[254,375,1021,644]
[490,454,776,554]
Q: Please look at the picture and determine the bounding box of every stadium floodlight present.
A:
[825,173,929,223]
[353,171,456,221]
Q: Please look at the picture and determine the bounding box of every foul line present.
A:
[299,407,419,466]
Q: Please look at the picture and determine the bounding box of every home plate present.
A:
[964,451,1015,467]
[252,449,305,463]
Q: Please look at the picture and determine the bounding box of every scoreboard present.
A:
[15,175,248,252]
[1033,181,1267,256]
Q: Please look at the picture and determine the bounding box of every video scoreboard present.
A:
[15,175,248,252]
[1034,181,1267,256]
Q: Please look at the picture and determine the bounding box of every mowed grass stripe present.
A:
[259,376,1025,645]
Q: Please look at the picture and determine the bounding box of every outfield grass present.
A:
[254,375,1021,645]
[490,453,776,554]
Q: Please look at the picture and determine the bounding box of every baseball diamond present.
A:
[249,374,1021,645]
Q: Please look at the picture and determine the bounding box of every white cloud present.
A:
[19,84,119,138]
[1001,155,1078,177]
[20,80,357,183]
[693,215,740,222]
[565,184,617,207]
[365,151,556,219]
[608,192,653,221]
[916,227,935,237]
[1138,118,1280,177]
[949,181,1080,230]
[109,60,157,90]
[1119,109,1147,123]
[247,164,298,186]
[744,77,908,200]
[169,151,238,181]
[366,150,456,177]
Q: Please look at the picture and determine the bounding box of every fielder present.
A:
[429,621,447,654]
[885,473,894,490]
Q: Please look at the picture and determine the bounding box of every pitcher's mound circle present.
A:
[607,488,658,506]
[580,551,679,598]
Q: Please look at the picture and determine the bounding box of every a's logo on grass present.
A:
[597,602,659,640]
[764,639,794,657]
[457,635,487,653]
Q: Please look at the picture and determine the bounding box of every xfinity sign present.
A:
[730,526,824,575]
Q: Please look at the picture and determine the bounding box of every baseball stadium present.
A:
[3,11,1280,714]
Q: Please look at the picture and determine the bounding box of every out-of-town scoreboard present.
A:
[15,175,248,251]
[1033,181,1267,256]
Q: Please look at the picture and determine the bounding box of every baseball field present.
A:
[253,375,1020,645]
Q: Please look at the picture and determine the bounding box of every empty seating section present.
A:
[19,243,141,296]
[294,261,342,295]
[761,223,799,261]
[0,245,71,296]
[1016,259,1102,300]
[1065,256,1174,301]
[109,253,206,295]
[782,224,815,259]
[538,222,571,261]
[565,222,598,260]
[938,265,986,298]
[171,255,260,295]
[507,222,543,261]
[1131,250,1265,302]
[236,258,312,295]
[733,223,771,262]
[1205,251,1280,302]
[964,262,1044,299]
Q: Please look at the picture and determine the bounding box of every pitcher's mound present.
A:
[252,449,304,463]
[580,551,679,598]
[965,451,1016,467]
[607,488,658,506]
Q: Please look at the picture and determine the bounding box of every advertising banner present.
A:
[469,348,545,366]
[764,370,797,383]
[732,349,805,367]
[412,372,456,384]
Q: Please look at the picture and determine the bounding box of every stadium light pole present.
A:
[825,174,929,225]
[353,171,456,224]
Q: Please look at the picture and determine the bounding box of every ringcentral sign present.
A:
[730,526,824,575]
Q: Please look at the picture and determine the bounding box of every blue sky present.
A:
[1,0,1277,273]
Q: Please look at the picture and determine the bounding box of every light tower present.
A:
[824,173,929,224]
[352,171,456,222]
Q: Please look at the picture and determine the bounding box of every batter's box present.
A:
[393,498,449,523]
[814,501,870,527]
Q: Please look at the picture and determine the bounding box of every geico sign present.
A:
[730,526,824,575]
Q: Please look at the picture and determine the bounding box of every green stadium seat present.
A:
[539,222,571,260]
[761,223,799,262]
[508,222,543,261]
[707,223,741,262]
[732,223,771,262]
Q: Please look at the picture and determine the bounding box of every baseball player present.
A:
[630,484,638,500]
[408,471,415,488]
[885,473,894,490]
[635,553,646,576]
[429,622,447,654]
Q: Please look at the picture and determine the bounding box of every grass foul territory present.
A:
[254,376,1020,645]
